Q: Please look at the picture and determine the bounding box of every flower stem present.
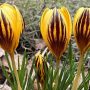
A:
[10,52,22,90]
[71,53,84,90]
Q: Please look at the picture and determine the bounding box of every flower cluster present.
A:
[40,7,90,90]
[0,2,90,90]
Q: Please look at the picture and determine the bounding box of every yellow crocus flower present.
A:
[40,7,72,64]
[0,3,24,54]
[0,3,24,90]
[72,7,90,90]
[73,7,90,54]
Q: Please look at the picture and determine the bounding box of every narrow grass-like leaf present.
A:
[56,63,65,90]
[26,59,35,90]
[19,51,28,88]
[67,41,74,68]
[5,52,16,84]
[49,66,53,90]
[63,65,75,90]
[1,64,16,89]
[78,69,90,90]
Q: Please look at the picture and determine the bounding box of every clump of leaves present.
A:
[0,42,89,90]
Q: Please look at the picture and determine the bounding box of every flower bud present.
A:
[40,7,72,60]
[0,3,24,54]
[73,7,90,54]
[35,51,48,85]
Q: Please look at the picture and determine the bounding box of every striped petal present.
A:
[0,3,24,54]
[60,7,72,40]
[40,7,72,60]
[73,7,90,54]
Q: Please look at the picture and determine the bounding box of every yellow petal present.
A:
[60,7,72,40]
[41,8,53,52]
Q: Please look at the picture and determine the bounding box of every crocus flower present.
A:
[0,3,24,90]
[73,7,90,55]
[72,8,90,90]
[35,51,48,87]
[40,7,72,63]
[0,3,24,54]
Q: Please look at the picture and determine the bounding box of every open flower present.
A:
[0,3,24,54]
[73,7,90,54]
[40,7,72,62]
[35,51,48,86]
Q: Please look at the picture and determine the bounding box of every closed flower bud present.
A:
[73,7,90,54]
[0,3,24,90]
[0,3,24,54]
[35,51,48,86]
[40,7,72,61]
